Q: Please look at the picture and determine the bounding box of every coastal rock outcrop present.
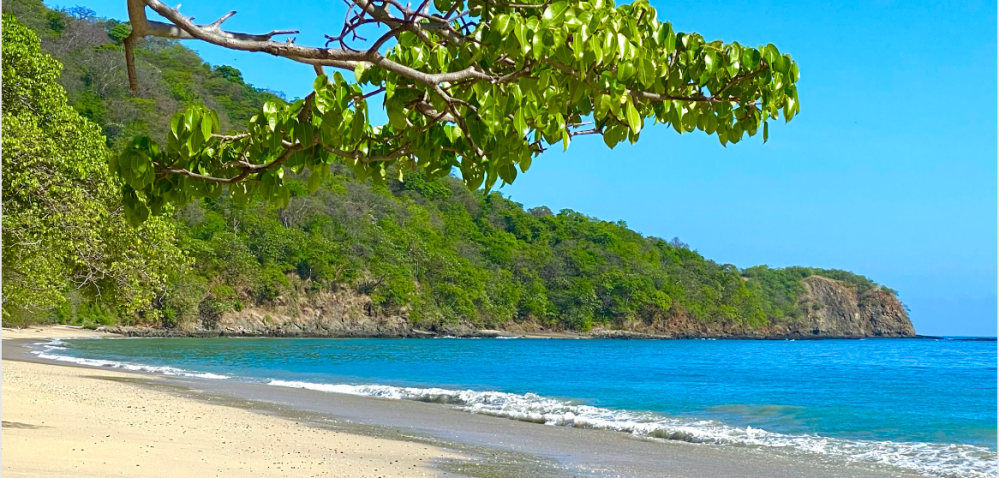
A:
[793,275,915,337]
[106,275,915,339]
[588,275,914,338]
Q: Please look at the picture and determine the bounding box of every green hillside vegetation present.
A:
[1,4,895,331]
[2,13,185,326]
[2,0,283,149]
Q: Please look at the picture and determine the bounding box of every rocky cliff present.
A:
[107,275,914,339]
[792,275,915,337]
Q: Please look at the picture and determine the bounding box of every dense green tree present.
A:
[1,14,187,324]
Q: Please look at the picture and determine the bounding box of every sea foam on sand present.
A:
[267,378,997,478]
[32,339,230,380]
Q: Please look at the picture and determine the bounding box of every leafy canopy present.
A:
[115,0,800,225]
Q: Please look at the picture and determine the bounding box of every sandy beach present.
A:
[1,328,462,478]
[1,328,938,478]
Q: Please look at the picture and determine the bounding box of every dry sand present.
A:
[1,331,463,478]
[1,325,116,341]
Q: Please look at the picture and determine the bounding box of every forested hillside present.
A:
[1,2,905,335]
[2,11,185,325]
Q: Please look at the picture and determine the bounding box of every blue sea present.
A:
[32,337,997,477]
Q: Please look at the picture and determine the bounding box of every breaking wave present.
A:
[30,340,230,380]
[267,379,997,478]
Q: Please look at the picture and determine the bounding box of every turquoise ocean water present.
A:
[32,337,996,477]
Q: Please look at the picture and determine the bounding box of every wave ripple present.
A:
[267,379,997,478]
[31,340,230,380]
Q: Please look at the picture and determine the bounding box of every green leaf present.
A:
[306,170,323,193]
[313,74,329,91]
[184,108,196,132]
[532,34,545,60]
[670,106,683,134]
[200,114,213,141]
[262,101,278,116]
[265,111,277,132]
[494,14,513,36]
[444,125,460,143]
[763,43,780,69]
[124,199,149,227]
[169,113,182,138]
[354,62,368,83]
[726,62,739,78]
[514,23,528,52]
[784,96,797,122]
[594,94,610,120]
[541,1,569,29]
[572,30,584,59]
[602,30,614,59]
[681,106,698,131]
[295,121,314,146]
[603,124,628,149]
[498,163,517,184]
[388,106,408,130]
[763,121,769,143]
[603,129,618,149]
[704,51,718,73]
[664,23,676,51]
[513,108,528,136]
[624,97,641,134]
[590,34,604,64]
[190,122,204,151]
[638,58,655,87]
[616,61,635,82]
[777,54,792,75]
[519,154,532,173]
[704,112,718,134]
[277,184,291,208]
[351,108,365,140]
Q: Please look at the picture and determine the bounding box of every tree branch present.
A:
[127,0,495,94]
[125,0,300,93]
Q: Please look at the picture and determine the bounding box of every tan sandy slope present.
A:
[2,325,115,340]
[1,356,462,477]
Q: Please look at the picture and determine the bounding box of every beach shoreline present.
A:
[2,328,468,478]
[96,324,926,340]
[2,328,935,478]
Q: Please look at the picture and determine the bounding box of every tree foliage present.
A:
[1,14,186,324]
[114,0,800,225]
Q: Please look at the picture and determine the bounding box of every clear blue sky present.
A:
[57,0,997,336]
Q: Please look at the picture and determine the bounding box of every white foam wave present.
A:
[268,379,997,478]
[31,341,230,380]
[41,339,68,349]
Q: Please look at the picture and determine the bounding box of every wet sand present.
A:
[3,330,925,478]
